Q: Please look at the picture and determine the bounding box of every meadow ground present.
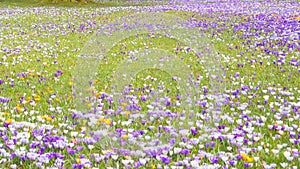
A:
[0,0,299,168]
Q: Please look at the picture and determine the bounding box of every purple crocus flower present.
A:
[180,149,190,155]
[244,163,250,168]
[160,156,171,165]
[229,160,236,166]
[237,154,243,160]
[72,164,83,169]
[67,147,76,155]
[210,156,219,164]
[140,95,146,102]
[191,128,197,136]
[54,70,63,77]
[54,153,65,159]
[134,161,143,168]
[76,146,84,152]
[0,96,11,103]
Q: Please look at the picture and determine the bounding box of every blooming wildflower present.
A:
[237,154,243,160]
[55,158,64,167]
[229,160,236,166]
[27,152,39,160]
[160,156,171,165]
[76,158,81,163]
[104,119,111,125]
[72,164,83,169]
[67,147,76,155]
[240,153,254,162]
[34,95,41,101]
[4,119,12,124]
[244,163,251,168]
[10,164,17,169]
[210,156,219,164]
[180,149,190,155]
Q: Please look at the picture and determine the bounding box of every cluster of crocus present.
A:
[0,0,299,168]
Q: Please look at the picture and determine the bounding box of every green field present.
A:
[0,0,299,168]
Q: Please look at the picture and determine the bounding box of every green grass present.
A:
[0,3,299,168]
[0,0,168,7]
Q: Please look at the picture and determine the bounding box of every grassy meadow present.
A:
[0,0,299,168]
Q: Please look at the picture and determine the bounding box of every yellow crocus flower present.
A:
[4,119,13,124]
